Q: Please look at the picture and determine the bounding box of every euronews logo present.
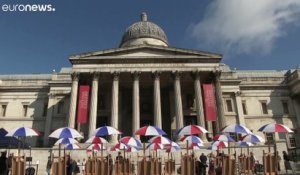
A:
[2,4,55,12]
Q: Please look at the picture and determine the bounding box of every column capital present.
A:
[191,71,201,80]
[131,71,141,80]
[91,72,100,80]
[111,72,120,81]
[71,72,80,81]
[152,71,161,80]
[172,71,181,80]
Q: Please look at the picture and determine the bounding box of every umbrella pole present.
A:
[58,143,61,158]
[143,142,145,157]
[18,137,20,156]
[186,140,188,155]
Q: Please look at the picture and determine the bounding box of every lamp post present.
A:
[36,160,39,175]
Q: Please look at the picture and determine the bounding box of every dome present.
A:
[120,13,169,48]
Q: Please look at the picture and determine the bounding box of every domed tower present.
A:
[120,12,169,48]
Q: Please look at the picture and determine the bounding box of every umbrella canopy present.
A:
[165,145,181,153]
[111,142,129,150]
[221,124,252,134]
[0,128,29,148]
[85,136,108,144]
[55,138,78,145]
[258,123,293,133]
[6,127,39,137]
[65,143,80,150]
[177,125,208,136]
[237,141,253,147]
[135,126,166,136]
[49,127,83,139]
[240,134,265,143]
[94,126,122,136]
[165,141,180,148]
[180,135,203,144]
[87,144,105,151]
[119,136,142,148]
[209,141,228,150]
[213,134,235,142]
[126,147,140,153]
[148,136,172,145]
[188,143,203,150]
[147,143,164,150]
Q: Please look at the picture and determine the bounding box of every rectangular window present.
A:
[186,94,194,109]
[289,134,296,148]
[42,103,48,117]
[265,133,274,143]
[242,101,247,115]
[282,101,289,114]
[23,105,28,117]
[57,101,64,114]
[1,105,7,117]
[261,101,268,114]
[226,99,233,112]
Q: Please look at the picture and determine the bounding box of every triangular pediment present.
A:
[70,45,222,59]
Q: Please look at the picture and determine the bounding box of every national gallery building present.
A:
[0,13,299,150]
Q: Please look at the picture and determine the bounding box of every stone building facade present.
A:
[0,13,299,152]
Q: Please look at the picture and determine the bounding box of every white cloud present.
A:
[190,0,300,55]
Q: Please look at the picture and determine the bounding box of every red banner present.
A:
[203,84,217,121]
[77,85,90,124]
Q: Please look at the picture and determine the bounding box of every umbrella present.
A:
[188,143,203,150]
[213,134,235,142]
[87,144,106,151]
[0,128,29,148]
[119,136,142,148]
[85,136,108,144]
[148,136,172,145]
[237,141,253,147]
[65,143,80,150]
[135,126,166,136]
[180,135,203,144]
[126,146,140,153]
[240,134,265,144]
[165,141,180,148]
[55,138,78,145]
[93,126,122,136]
[221,124,252,134]
[147,143,164,150]
[165,145,181,153]
[49,127,83,139]
[6,127,39,137]
[177,125,208,136]
[208,141,228,150]
[112,142,129,150]
[258,123,293,133]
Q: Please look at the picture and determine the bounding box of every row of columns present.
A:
[67,71,225,140]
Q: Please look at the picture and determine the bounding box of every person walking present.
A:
[283,151,295,174]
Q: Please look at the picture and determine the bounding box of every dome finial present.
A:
[141,12,147,21]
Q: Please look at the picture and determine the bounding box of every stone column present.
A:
[234,91,246,125]
[68,72,79,128]
[153,72,162,128]
[292,97,300,128]
[193,72,206,141]
[132,72,140,137]
[214,71,226,130]
[43,94,55,146]
[110,72,119,143]
[88,73,99,137]
[173,72,184,129]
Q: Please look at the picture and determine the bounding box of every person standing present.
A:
[0,152,8,175]
[200,153,208,175]
[46,156,52,175]
[82,158,86,175]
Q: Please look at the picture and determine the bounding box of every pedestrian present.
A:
[282,151,295,174]
[276,151,281,172]
[249,152,256,173]
[46,156,52,175]
[0,151,8,175]
[107,154,113,175]
[199,153,208,175]
[66,155,72,175]
[7,153,12,175]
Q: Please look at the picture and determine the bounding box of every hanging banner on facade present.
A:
[77,85,90,124]
[203,83,217,121]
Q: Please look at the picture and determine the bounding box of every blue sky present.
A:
[0,0,299,74]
